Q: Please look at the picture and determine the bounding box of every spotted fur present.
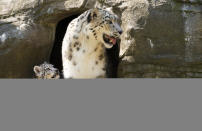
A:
[33,62,60,79]
[62,8,122,79]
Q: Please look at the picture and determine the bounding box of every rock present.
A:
[0,0,89,78]
[111,0,202,78]
[174,0,202,4]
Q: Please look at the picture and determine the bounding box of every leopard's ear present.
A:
[33,66,42,74]
[105,7,113,12]
[87,8,99,23]
[105,7,115,14]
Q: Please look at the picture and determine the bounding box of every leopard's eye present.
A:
[108,21,113,24]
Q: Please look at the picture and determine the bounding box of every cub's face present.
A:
[33,63,60,79]
[87,8,122,48]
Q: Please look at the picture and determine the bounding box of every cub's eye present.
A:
[108,21,113,24]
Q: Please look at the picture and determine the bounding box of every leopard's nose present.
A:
[118,30,123,35]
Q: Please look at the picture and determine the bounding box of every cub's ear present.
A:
[33,66,42,74]
[87,8,99,23]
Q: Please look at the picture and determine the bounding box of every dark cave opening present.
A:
[50,14,80,72]
[105,39,120,78]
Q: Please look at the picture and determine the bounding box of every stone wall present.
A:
[117,0,202,78]
[0,0,89,78]
[0,0,202,78]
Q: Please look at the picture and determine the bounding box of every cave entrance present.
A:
[50,14,80,72]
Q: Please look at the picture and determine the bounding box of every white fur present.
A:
[62,19,105,79]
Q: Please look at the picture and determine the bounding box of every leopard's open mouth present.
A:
[103,34,117,45]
